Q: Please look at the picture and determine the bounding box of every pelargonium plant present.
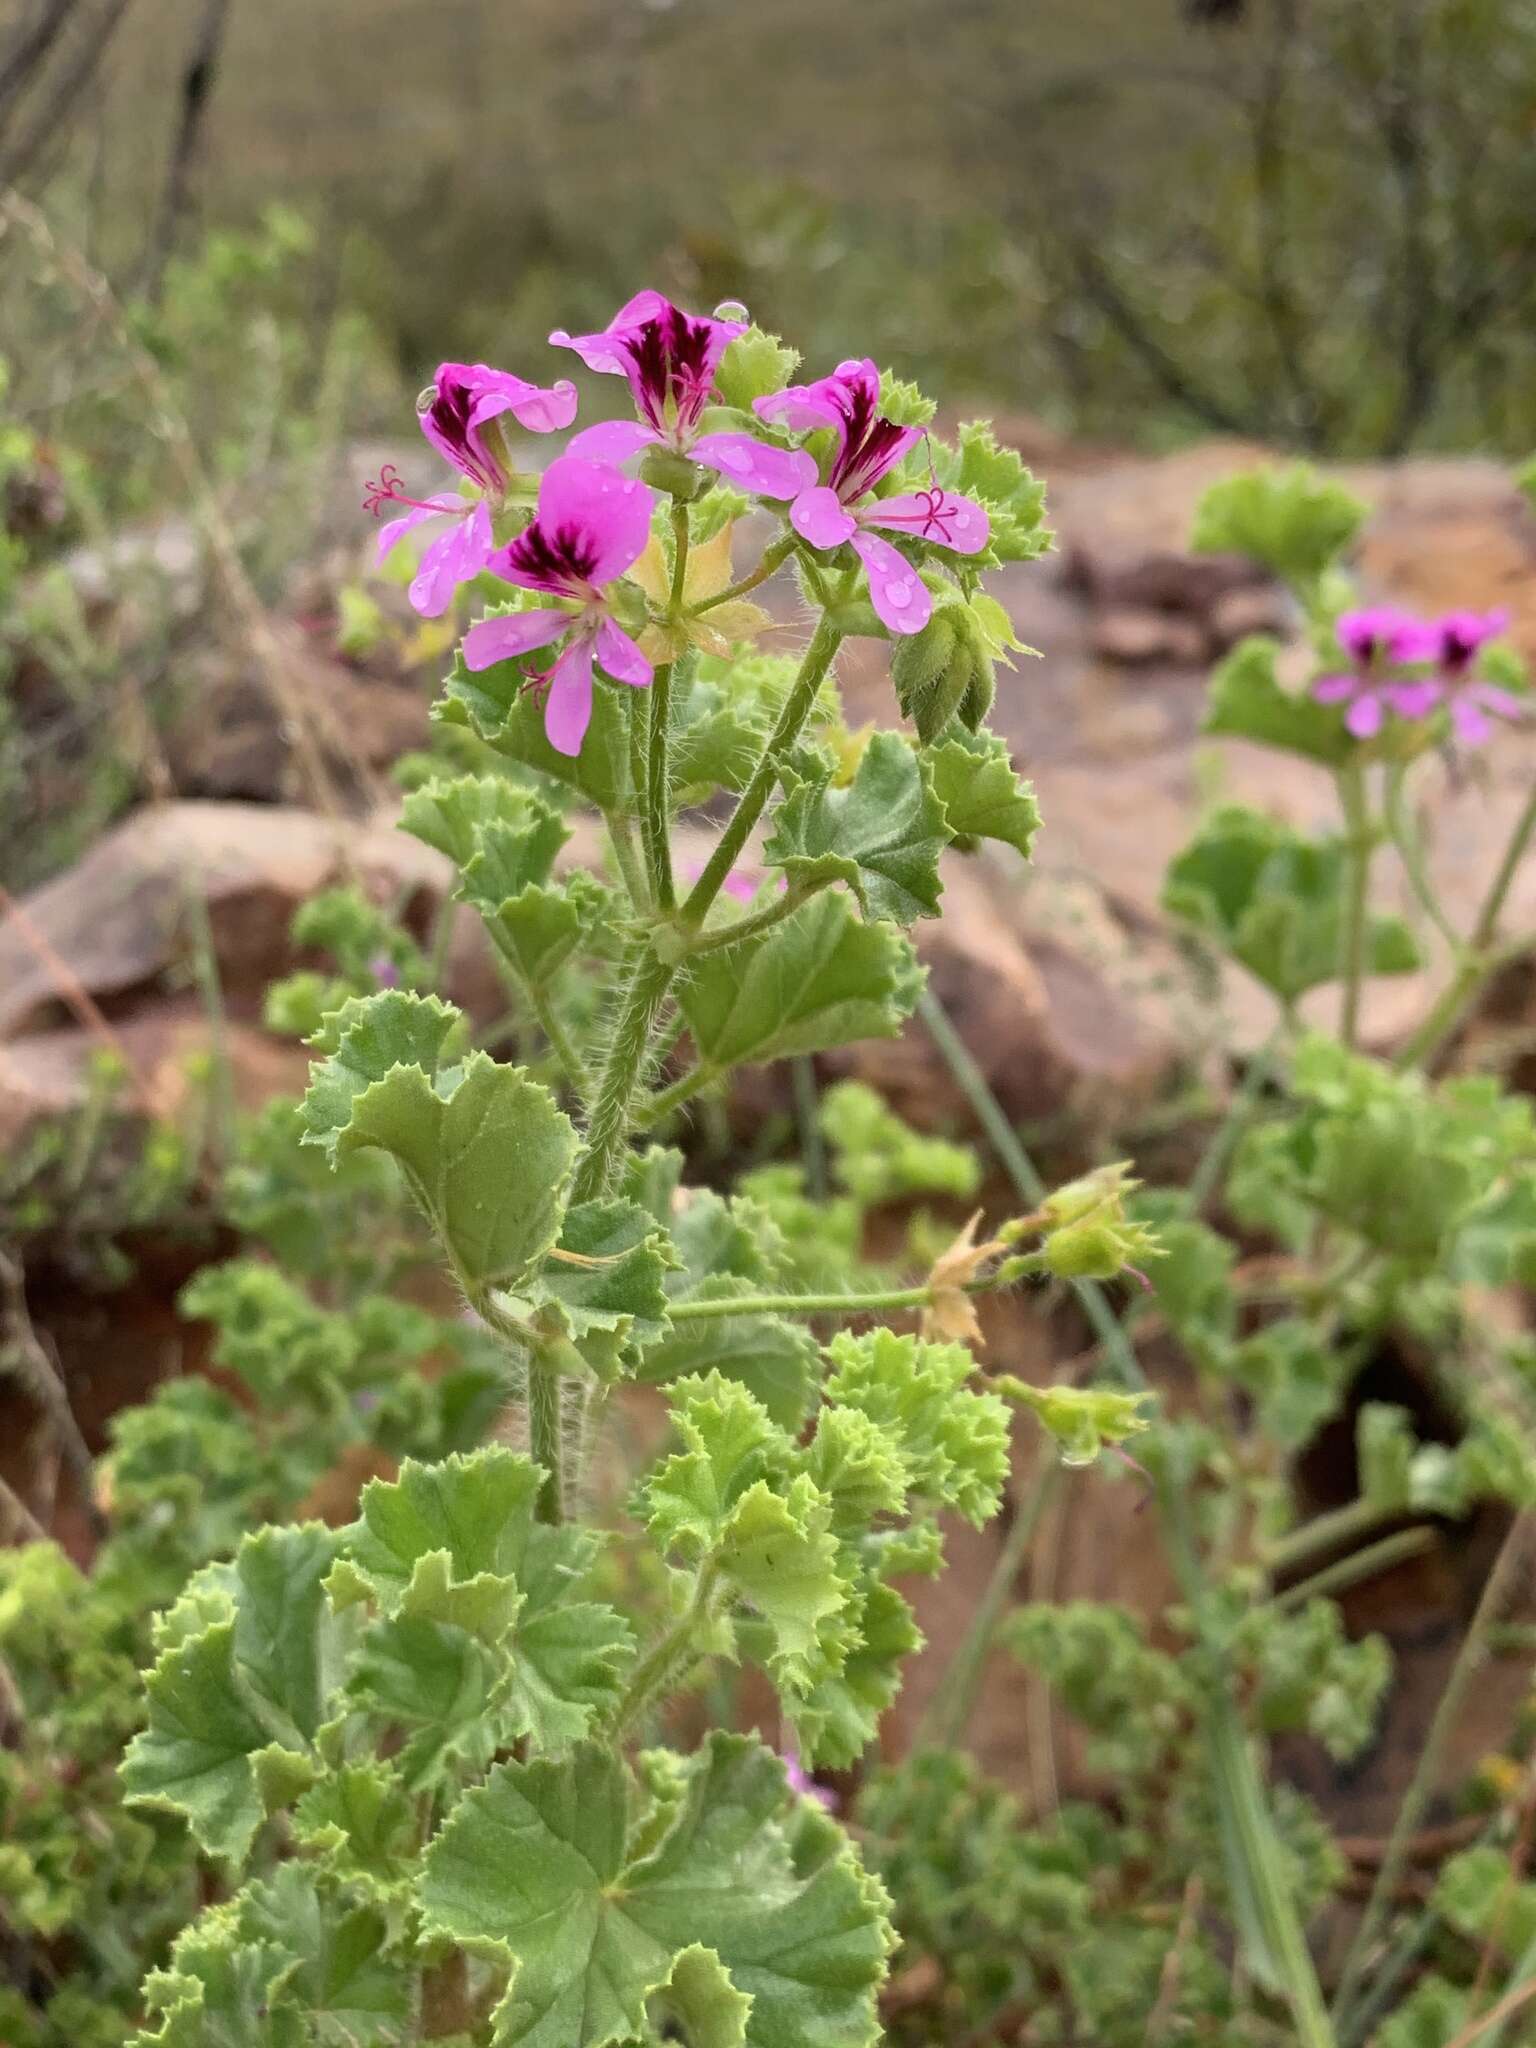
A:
[115,292,1157,2048]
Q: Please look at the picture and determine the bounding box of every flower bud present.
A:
[639,446,707,500]
[891,599,995,743]
[1026,1162,1164,1284]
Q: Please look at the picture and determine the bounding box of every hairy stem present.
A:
[668,1283,936,1321]
[615,1563,719,1737]
[691,533,795,615]
[682,881,817,958]
[526,1355,565,1525]
[639,503,690,915]
[634,1064,716,1129]
[603,809,649,914]
[1384,762,1462,951]
[573,947,676,1203]
[1332,1513,1532,2028]
[1270,1525,1436,1611]
[680,615,843,929]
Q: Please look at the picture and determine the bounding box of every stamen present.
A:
[915,486,958,545]
[362,463,445,519]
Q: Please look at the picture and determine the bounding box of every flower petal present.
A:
[374,493,463,565]
[469,372,579,436]
[1344,691,1384,739]
[850,530,932,637]
[1452,697,1493,746]
[1385,679,1442,719]
[544,636,597,756]
[1311,673,1359,705]
[408,502,495,617]
[535,456,658,585]
[691,433,819,501]
[595,617,653,688]
[790,485,858,551]
[461,605,570,670]
[860,490,990,555]
[567,420,662,463]
[1470,682,1526,722]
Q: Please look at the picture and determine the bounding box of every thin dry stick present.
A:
[0,1469,47,1543]
[1443,1976,1536,2048]
[0,1249,104,1539]
[1147,1873,1206,2043]
[1468,1789,1536,2016]
[0,189,372,820]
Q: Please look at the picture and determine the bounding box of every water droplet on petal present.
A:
[713,299,749,324]
[415,385,436,415]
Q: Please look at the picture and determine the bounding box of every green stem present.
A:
[635,1064,717,1129]
[1259,1494,1405,1579]
[691,533,795,615]
[1270,1525,1436,1612]
[915,985,1143,1389]
[683,882,816,957]
[614,1563,719,1736]
[1396,781,1536,1071]
[573,947,676,1203]
[1384,762,1462,952]
[527,1355,564,1525]
[668,1282,935,1321]
[793,1055,827,1203]
[917,1465,1058,1751]
[681,615,843,929]
[603,810,649,913]
[1330,1513,1531,2028]
[642,662,676,912]
[484,927,589,1093]
[1336,760,1375,1049]
[1187,1026,1284,1218]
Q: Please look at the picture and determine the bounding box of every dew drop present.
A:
[415,385,436,415]
[713,299,750,324]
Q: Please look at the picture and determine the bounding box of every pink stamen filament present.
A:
[362,463,451,519]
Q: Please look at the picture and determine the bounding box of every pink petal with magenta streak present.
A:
[861,490,990,555]
[409,501,495,618]
[535,456,657,585]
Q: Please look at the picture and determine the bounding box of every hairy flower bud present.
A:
[891,600,995,742]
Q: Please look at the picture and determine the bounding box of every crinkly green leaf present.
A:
[481,876,610,989]
[715,327,799,411]
[401,773,567,883]
[648,1945,753,2048]
[680,893,922,1070]
[765,732,947,925]
[530,1197,676,1342]
[925,728,1040,861]
[940,423,1051,565]
[436,639,633,813]
[1164,805,1419,1000]
[300,993,579,1290]
[420,1732,892,2048]
[715,1476,849,1691]
[803,1406,910,1534]
[634,1288,818,1432]
[348,1611,512,1788]
[1190,465,1365,590]
[820,1080,979,1205]
[790,1577,922,1769]
[823,1330,1009,1526]
[292,1761,416,1897]
[122,1525,339,1860]
[1201,637,1353,766]
[644,1374,783,1554]
[331,1449,544,1627]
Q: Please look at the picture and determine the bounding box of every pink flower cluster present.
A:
[364,292,991,755]
[1313,605,1523,746]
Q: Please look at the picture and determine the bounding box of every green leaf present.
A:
[823,1330,1009,1526]
[644,1374,783,1554]
[715,1476,849,1692]
[1190,465,1365,589]
[649,1946,752,2048]
[679,893,922,1070]
[419,1732,892,2048]
[122,1525,338,1860]
[300,992,579,1291]
[925,728,1040,860]
[348,1611,511,1789]
[481,877,607,990]
[1201,637,1353,767]
[401,773,567,883]
[530,1197,676,1342]
[292,1761,417,1897]
[802,1406,910,1534]
[790,1576,922,1769]
[1164,805,1420,1000]
[820,1080,979,1205]
[437,639,633,813]
[635,1288,818,1432]
[765,733,948,925]
[715,328,800,411]
[332,1449,544,1628]
[940,423,1051,565]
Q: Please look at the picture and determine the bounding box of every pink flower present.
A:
[1423,609,1523,745]
[1311,605,1434,739]
[754,358,989,636]
[461,457,656,758]
[782,1750,836,1811]
[552,291,815,503]
[367,363,577,617]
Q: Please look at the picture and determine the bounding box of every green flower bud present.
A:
[639,446,706,500]
[891,600,995,743]
[995,1378,1153,1469]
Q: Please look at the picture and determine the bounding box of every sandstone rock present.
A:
[0,801,450,1038]
[1091,606,1211,667]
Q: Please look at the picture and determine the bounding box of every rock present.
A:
[1091,606,1211,667]
[0,996,311,1152]
[0,801,450,1039]
[57,516,206,622]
